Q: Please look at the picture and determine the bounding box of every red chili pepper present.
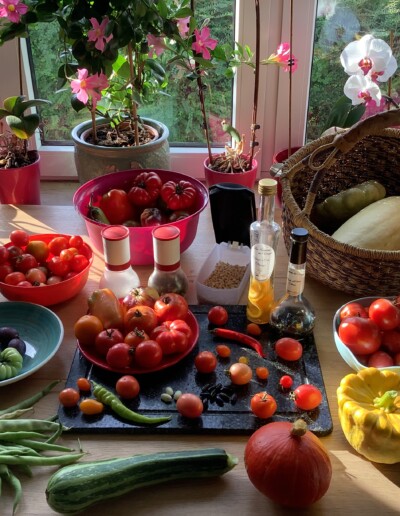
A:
[211,328,266,358]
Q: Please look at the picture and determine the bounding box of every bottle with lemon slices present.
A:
[246,179,281,324]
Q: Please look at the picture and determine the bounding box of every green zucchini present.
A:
[46,448,238,513]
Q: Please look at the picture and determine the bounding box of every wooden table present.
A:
[0,204,399,515]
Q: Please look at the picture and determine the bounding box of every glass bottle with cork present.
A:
[99,225,140,298]
[246,178,281,324]
[148,225,189,296]
[269,227,315,335]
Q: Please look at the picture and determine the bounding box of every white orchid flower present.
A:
[343,74,382,106]
[340,34,397,82]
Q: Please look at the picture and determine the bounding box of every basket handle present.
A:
[301,108,400,217]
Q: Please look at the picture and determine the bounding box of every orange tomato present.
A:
[250,392,277,419]
[79,399,104,415]
[74,315,104,346]
[59,388,80,408]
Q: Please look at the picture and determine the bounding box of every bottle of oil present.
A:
[246,178,281,324]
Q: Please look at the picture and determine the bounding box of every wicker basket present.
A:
[280,109,400,297]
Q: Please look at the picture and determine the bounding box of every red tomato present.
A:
[154,293,189,322]
[124,305,158,334]
[70,254,89,272]
[339,301,368,321]
[59,388,80,408]
[207,306,228,326]
[134,340,163,369]
[293,384,323,411]
[128,171,162,207]
[279,375,294,389]
[194,351,217,373]
[394,352,400,366]
[4,271,26,285]
[25,267,47,284]
[167,319,192,340]
[14,253,38,273]
[106,343,133,369]
[115,375,140,399]
[76,377,91,391]
[274,337,303,361]
[60,248,76,262]
[368,298,400,331]
[99,189,136,225]
[152,324,189,355]
[381,329,400,355]
[95,328,125,357]
[7,245,23,264]
[250,392,277,419]
[0,245,10,265]
[160,180,197,211]
[0,264,13,282]
[25,240,49,263]
[338,316,382,355]
[46,275,63,285]
[216,344,231,358]
[9,229,29,248]
[17,280,33,287]
[69,235,83,249]
[48,236,69,256]
[176,393,203,418]
[367,350,394,368]
[124,328,149,349]
[47,256,70,277]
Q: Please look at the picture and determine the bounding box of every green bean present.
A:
[46,421,65,444]
[4,466,22,515]
[0,451,85,466]
[0,380,60,417]
[15,464,32,478]
[92,381,171,425]
[0,431,48,441]
[0,418,62,434]
[0,408,33,420]
[0,446,41,457]
[11,439,74,452]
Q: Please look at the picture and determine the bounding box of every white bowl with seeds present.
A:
[196,242,250,305]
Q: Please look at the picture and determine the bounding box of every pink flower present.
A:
[176,16,190,38]
[88,17,113,53]
[267,42,298,72]
[0,0,28,23]
[147,34,166,58]
[71,69,109,108]
[343,74,381,106]
[192,27,217,60]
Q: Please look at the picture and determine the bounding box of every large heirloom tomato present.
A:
[128,171,162,207]
[160,180,197,211]
[151,323,189,355]
[99,189,136,225]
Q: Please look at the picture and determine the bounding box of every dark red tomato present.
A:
[70,254,89,272]
[115,375,140,399]
[0,264,13,282]
[381,329,400,355]
[339,301,368,321]
[194,351,217,373]
[4,271,26,285]
[7,245,23,264]
[154,293,189,322]
[14,253,38,273]
[140,207,164,227]
[9,229,29,248]
[368,298,400,331]
[95,328,125,357]
[152,324,189,355]
[160,180,197,211]
[134,340,163,369]
[207,306,228,326]
[367,350,394,368]
[48,236,69,256]
[47,256,70,277]
[124,328,149,349]
[99,189,136,225]
[69,235,84,249]
[0,245,10,265]
[293,384,323,411]
[128,171,162,207]
[106,343,133,369]
[338,316,382,355]
[124,306,159,334]
[176,393,203,418]
[274,337,303,361]
[17,280,33,287]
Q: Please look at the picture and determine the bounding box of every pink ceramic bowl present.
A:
[73,169,209,266]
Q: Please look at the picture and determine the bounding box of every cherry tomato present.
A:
[207,306,228,326]
[293,384,323,411]
[69,235,84,249]
[14,253,38,273]
[279,375,293,389]
[216,344,231,358]
[250,392,277,419]
[0,264,13,282]
[25,267,47,285]
[95,328,125,357]
[134,340,163,369]
[70,254,89,272]
[74,315,104,346]
[247,323,262,336]
[76,377,91,391]
[59,388,80,408]
[48,236,69,256]
[0,245,10,265]
[339,301,368,321]
[228,362,252,385]
[47,256,70,277]
[152,324,189,355]
[115,375,140,399]
[176,393,203,418]
[124,328,149,349]
[368,298,400,331]
[194,351,217,373]
[106,343,133,369]
[274,337,303,361]
[124,305,159,334]
[46,275,63,285]
[79,399,104,415]
[381,329,400,355]
[154,293,189,322]
[17,280,33,287]
[25,240,49,263]
[7,245,23,265]
[60,248,76,262]
[338,316,382,355]
[4,271,26,285]
[367,350,394,368]
[255,366,269,380]
[9,229,29,248]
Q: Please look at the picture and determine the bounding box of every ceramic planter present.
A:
[204,157,258,189]
[71,117,170,184]
[0,150,41,205]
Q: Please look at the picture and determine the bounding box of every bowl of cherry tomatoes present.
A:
[0,230,93,306]
[333,296,400,372]
[73,168,209,266]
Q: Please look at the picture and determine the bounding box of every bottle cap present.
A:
[152,226,181,271]
[290,228,309,264]
[258,178,277,196]
[101,225,131,271]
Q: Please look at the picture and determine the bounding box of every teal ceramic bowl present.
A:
[0,302,64,386]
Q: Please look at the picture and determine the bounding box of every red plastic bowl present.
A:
[0,234,93,306]
[73,169,209,265]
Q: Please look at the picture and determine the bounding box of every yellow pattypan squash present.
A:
[337,367,400,464]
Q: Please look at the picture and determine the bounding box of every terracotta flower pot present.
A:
[0,151,41,205]
[204,157,258,189]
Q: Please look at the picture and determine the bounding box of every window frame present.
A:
[0,0,317,179]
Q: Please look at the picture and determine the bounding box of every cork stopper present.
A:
[152,226,181,270]
[101,226,131,271]
[258,178,277,196]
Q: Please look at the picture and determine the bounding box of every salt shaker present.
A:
[148,226,189,296]
[99,225,140,298]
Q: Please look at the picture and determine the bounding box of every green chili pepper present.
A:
[92,381,171,426]
[88,195,110,224]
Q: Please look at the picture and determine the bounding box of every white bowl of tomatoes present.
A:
[333,296,400,372]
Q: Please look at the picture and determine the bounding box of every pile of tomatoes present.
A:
[75,291,193,371]
[337,297,400,367]
[93,171,198,227]
[0,230,91,287]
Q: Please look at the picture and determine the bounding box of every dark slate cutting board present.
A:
[58,305,333,436]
